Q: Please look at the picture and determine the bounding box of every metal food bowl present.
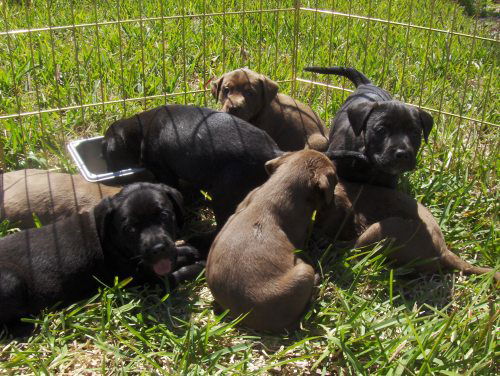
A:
[67,136,146,183]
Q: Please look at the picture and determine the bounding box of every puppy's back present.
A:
[1,169,120,228]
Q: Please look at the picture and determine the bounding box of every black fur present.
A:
[0,183,201,327]
[304,66,433,188]
[102,105,283,243]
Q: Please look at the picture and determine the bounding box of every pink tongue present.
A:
[153,259,172,276]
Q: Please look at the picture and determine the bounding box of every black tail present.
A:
[304,66,371,87]
[325,150,370,164]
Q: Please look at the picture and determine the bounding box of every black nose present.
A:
[394,149,411,160]
[148,244,165,257]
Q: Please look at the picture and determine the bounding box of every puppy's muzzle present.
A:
[143,242,176,276]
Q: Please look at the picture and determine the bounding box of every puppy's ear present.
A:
[347,102,377,136]
[211,76,224,100]
[264,152,291,175]
[315,170,337,205]
[418,109,433,142]
[260,75,279,104]
[93,196,115,240]
[161,185,185,230]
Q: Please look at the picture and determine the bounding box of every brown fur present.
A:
[1,169,120,229]
[206,150,337,332]
[316,180,500,282]
[212,68,328,152]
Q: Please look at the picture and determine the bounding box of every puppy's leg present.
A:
[306,133,329,152]
[246,259,316,332]
[175,245,201,266]
[354,217,443,272]
[168,261,205,289]
[0,268,29,324]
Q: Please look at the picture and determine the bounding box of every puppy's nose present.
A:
[148,243,165,257]
[394,149,411,160]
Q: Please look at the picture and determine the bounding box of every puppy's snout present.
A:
[148,243,166,257]
[394,149,411,161]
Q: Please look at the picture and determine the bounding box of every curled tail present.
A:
[440,249,500,283]
[303,66,371,87]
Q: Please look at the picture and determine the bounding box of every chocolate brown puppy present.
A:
[0,182,203,327]
[212,68,328,151]
[1,169,120,229]
[206,150,337,332]
[316,180,500,282]
[304,66,433,188]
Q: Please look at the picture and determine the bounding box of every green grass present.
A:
[0,0,499,374]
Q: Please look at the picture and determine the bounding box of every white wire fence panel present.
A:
[0,0,498,168]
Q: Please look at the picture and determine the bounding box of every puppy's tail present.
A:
[303,66,371,87]
[440,249,500,283]
[325,150,370,164]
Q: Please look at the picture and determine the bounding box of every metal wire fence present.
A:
[0,0,498,169]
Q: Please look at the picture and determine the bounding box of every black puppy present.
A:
[0,182,203,326]
[304,66,433,188]
[102,105,282,249]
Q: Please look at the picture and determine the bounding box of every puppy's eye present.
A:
[160,210,172,221]
[374,126,386,135]
[123,224,136,234]
[222,86,229,96]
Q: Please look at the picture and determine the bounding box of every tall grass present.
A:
[0,0,498,374]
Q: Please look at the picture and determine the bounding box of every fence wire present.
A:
[0,1,498,131]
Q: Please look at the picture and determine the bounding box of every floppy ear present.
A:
[315,171,337,205]
[93,196,115,241]
[161,184,185,230]
[347,101,377,136]
[418,109,433,142]
[264,152,291,175]
[211,76,224,100]
[260,75,279,104]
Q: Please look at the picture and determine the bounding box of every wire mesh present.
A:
[0,0,498,170]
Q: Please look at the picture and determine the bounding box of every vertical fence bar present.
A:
[310,0,320,67]
[398,0,415,102]
[257,0,263,72]
[222,0,227,73]
[272,7,280,77]
[160,0,168,105]
[69,0,85,123]
[341,1,353,98]
[324,0,338,125]
[291,0,301,96]
[2,1,25,161]
[25,2,45,132]
[380,0,393,87]
[92,0,106,116]
[117,0,127,114]
[417,0,436,108]
[181,1,187,104]
[46,0,66,153]
[361,0,373,73]
[202,0,207,106]
[241,0,246,67]
[138,0,147,109]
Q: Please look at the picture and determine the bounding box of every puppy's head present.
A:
[96,182,184,277]
[102,116,143,171]
[347,100,433,175]
[211,68,279,122]
[265,150,337,206]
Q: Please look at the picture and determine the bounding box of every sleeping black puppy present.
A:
[304,66,433,188]
[102,105,282,251]
[0,182,203,326]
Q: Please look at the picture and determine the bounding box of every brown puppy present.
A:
[206,150,337,332]
[316,180,500,282]
[1,169,120,229]
[212,68,328,152]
